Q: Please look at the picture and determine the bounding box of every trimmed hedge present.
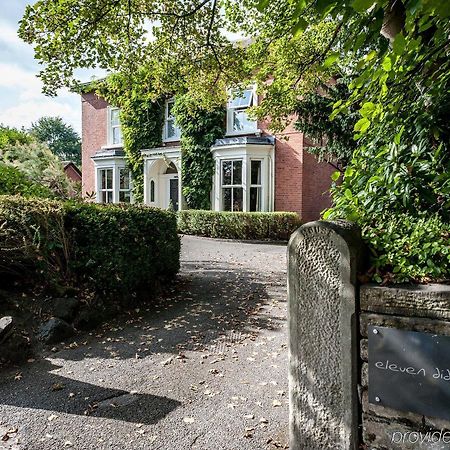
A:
[65,202,180,294]
[0,196,180,295]
[178,210,302,240]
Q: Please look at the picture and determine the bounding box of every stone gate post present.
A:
[288,221,363,450]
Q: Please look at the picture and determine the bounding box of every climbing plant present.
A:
[94,74,165,202]
[172,94,226,210]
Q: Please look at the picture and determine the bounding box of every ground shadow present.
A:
[47,261,286,362]
[0,359,180,424]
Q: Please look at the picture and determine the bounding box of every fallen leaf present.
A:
[272,400,282,407]
[52,383,65,391]
[47,414,59,422]
[183,417,195,424]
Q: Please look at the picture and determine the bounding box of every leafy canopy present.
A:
[30,116,81,166]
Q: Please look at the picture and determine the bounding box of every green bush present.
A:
[178,210,301,240]
[0,196,180,295]
[0,163,53,198]
[0,195,68,278]
[65,202,180,295]
[362,214,450,283]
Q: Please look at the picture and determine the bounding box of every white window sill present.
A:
[102,143,124,149]
[225,129,261,137]
[163,137,181,144]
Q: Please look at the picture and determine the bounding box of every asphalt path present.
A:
[0,235,289,450]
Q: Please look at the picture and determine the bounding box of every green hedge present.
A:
[0,196,180,295]
[65,202,180,294]
[178,210,301,240]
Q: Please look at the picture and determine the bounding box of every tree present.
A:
[30,117,81,166]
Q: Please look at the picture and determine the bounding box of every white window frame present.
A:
[95,162,133,204]
[118,167,132,203]
[221,159,244,212]
[163,99,181,142]
[98,167,114,204]
[226,85,259,136]
[249,159,263,212]
[107,106,123,147]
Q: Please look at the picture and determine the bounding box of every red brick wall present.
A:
[81,92,108,196]
[64,164,82,183]
[301,146,334,222]
[273,129,304,215]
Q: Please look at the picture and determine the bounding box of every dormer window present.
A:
[163,99,181,142]
[227,87,258,135]
[108,107,123,146]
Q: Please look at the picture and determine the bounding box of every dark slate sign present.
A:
[369,325,450,420]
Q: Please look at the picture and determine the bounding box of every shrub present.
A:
[0,196,68,278]
[0,163,53,198]
[178,210,301,241]
[362,213,450,283]
[65,202,180,295]
[0,196,180,296]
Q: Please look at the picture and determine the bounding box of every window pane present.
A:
[223,187,232,211]
[167,101,175,119]
[112,126,122,144]
[222,161,232,185]
[106,169,113,189]
[233,110,256,132]
[119,191,131,203]
[251,160,261,185]
[150,180,155,202]
[100,169,113,190]
[232,187,243,211]
[107,191,113,203]
[167,119,176,139]
[250,187,261,212]
[232,160,242,185]
[229,90,253,108]
[119,168,130,190]
[111,109,120,126]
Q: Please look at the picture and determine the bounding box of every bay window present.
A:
[221,160,243,211]
[99,168,113,203]
[249,160,262,212]
[118,168,132,203]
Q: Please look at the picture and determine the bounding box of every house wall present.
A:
[63,164,82,183]
[301,138,334,223]
[80,92,333,221]
[81,92,108,196]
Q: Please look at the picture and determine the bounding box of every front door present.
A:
[168,176,179,210]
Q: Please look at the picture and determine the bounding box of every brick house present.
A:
[81,86,334,222]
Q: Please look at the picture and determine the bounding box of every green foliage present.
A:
[294,79,358,168]
[0,163,53,198]
[1,140,74,199]
[178,210,302,240]
[30,116,81,166]
[0,125,31,149]
[172,94,226,209]
[96,75,165,202]
[0,196,68,278]
[0,196,180,295]
[65,202,180,295]
[362,214,450,283]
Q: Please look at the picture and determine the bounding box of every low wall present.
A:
[360,284,450,449]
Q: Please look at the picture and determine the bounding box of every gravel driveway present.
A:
[0,235,289,450]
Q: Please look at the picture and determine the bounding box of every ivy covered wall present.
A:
[91,76,226,206]
[173,94,226,210]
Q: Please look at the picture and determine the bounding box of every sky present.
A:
[0,1,104,134]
